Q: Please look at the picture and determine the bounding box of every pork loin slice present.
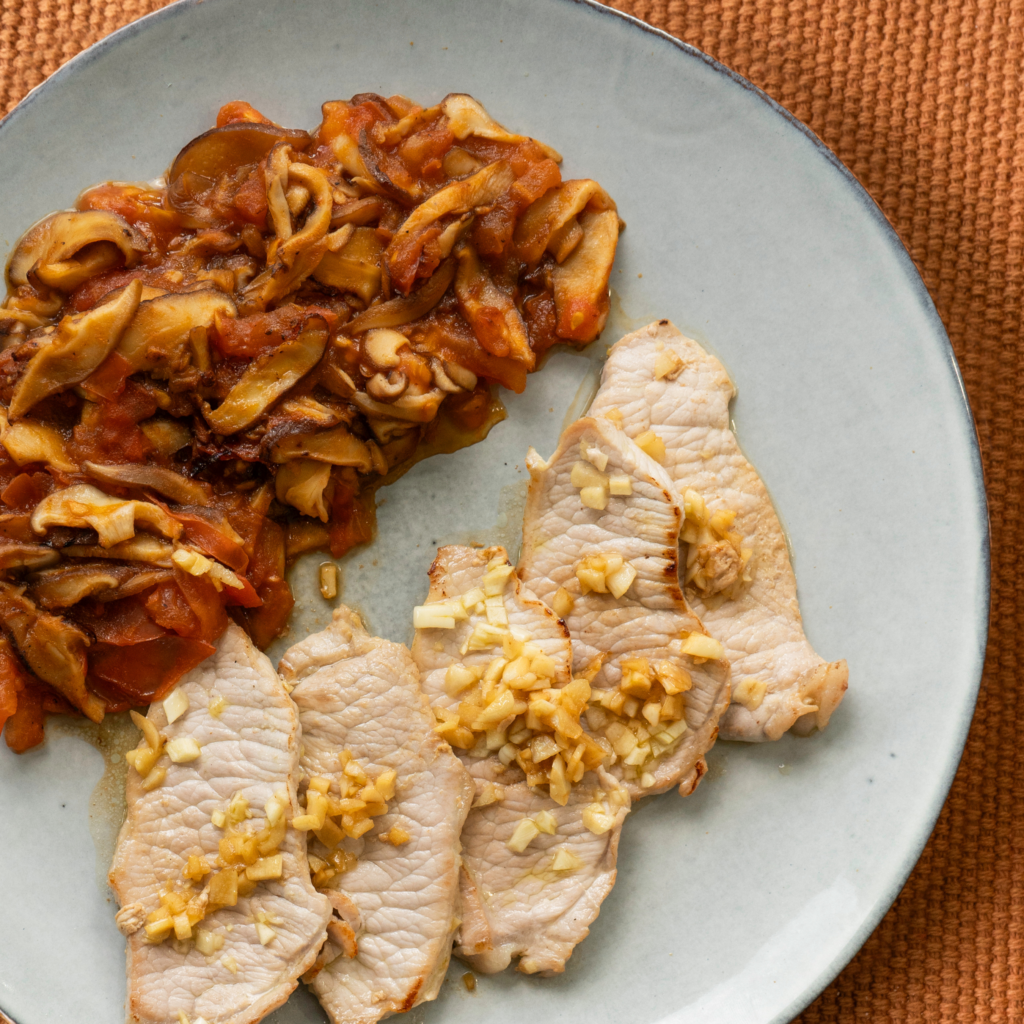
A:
[519,416,731,798]
[109,624,332,1024]
[279,607,474,1024]
[457,769,628,976]
[589,319,848,741]
[411,544,628,975]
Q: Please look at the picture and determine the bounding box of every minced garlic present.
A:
[681,488,753,598]
[587,657,695,780]
[551,847,583,871]
[732,678,767,711]
[574,552,637,599]
[294,752,398,886]
[634,430,666,463]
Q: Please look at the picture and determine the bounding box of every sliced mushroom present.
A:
[442,361,477,391]
[429,358,465,394]
[0,542,60,571]
[312,226,384,304]
[349,388,444,424]
[241,163,333,310]
[275,458,332,521]
[454,242,534,368]
[139,416,192,457]
[551,208,621,343]
[514,179,615,266]
[441,94,562,162]
[385,162,516,294]
[366,370,408,401]
[7,210,147,291]
[29,564,121,607]
[62,535,175,566]
[346,259,456,334]
[0,581,100,721]
[116,290,237,374]
[82,462,213,506]
[271,425,374,470]
[8,281,143,419]
[203,317,328,434]
[31,484,183,548]
[167,121,312,223]
[0,410,76,472]
[362,328,410,369]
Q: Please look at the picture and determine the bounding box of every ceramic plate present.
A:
[0,1,988,1022]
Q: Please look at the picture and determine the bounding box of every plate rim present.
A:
[0,1,992,1021]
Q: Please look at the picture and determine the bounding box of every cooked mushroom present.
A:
[454,242,534,368]
[312,226,384,303]
[31,484,183,548]
[346,259,456,334]
[366,370,408,400]
[0,542,60,572]
[82,462,213,506]
[203,316,329,434]
[270,425,374,471]
[167,121,312,224]
[0,410,77,472]
[362,328,410,369]
[349,388,444,424]
[275,458,332,521]
[514,179,615,266]
[138,416,192,457]
[551,208,620,343]
[241,163,333,310]
[7,210,147,291]
[61,535,175,566]
[30,562,172,608]
[441,94,562,162]
[28,564,121,607]
[8,281,143,419]
[429,358,466,394]
[385,162,516,294]
[0,581,100,721]
[116,290,237,374]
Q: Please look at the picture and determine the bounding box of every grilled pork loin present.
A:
[412,545,628,975]
[518,417,731,798]
[110,624,332,1024]
[589,319,848,741]
[280,606,473,1023]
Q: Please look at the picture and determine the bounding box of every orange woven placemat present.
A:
[0,0,1018,1021]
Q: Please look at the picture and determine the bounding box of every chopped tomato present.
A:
[72,596,166,645]
[233,577,294,650]
[1,472,52,511]
[170,510,249,574]
[145,581,201,638]
[211,304,339,359]
[220,575,263,609]
[173,569,230,645]
[248,519,285,589]
[88,637,215,707]
[0,637,29,736]
[315,97,390,151]
[70,380,157,464]
[81,351,134,402]
[231,165,268,228]
[328,481,375,559]
[3,682,44,752]
[217,101,275,127]
[78,183,183,253]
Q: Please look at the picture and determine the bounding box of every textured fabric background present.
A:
[0,0,1018,1021]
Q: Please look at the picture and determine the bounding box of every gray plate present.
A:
[0,1,988,1022]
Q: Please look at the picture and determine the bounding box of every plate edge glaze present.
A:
[0,1,991,1022]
